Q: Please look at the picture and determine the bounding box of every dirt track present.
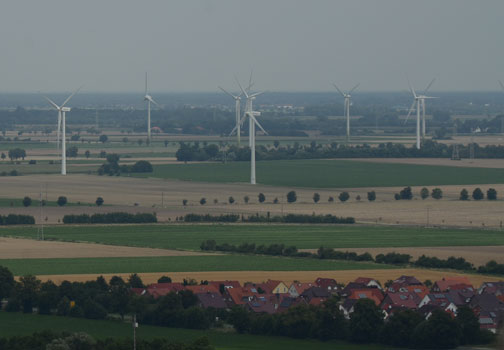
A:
[301,246,504,266]
[0,237,210,259]
[34,269,503,287]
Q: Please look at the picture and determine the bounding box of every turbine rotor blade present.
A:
[332,83,345,97]
[150,97,161,108]
[218,86,237,99]
[253,117,268,135]
[145,72,148,95]
[42,95,60,110]
[349,83,360,93]
[247,69,254,93]
[407,77,417,98]
[404,99,417,125]
[235,77,248,98]
[250,91,265,98]
[61,85,83,108]
[499,80,504,91]
[424,78,436,94]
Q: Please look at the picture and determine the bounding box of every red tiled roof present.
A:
[185,284,220,295]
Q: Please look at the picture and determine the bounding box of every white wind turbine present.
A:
[404,78,437,149]
[499,80,504,92]
[42,87,82,175]
[219,86,242,145]
[144,73,160,144]
[236,79,267,184]
[333,83,359,142]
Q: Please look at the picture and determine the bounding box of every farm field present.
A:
[130,159,504,188]
[0,255,392,276]
[2,224,504,251]
[0,312,390,350]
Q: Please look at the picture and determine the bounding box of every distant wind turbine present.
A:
[333,83,359,142]
[144,73,160,144]
[404,78,438,149]
[42,86,82,175]
[219,86,242,145]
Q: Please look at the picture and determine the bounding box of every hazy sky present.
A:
[1,0,503,93]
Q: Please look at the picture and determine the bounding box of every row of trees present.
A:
[21,196,104,207]
[0,214,35,225]
[186,213,355,224]
[62,212,157,224]
[97,154,153,176]
[396,186,498,201]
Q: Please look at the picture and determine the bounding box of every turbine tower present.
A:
[42,87,82,175]
[333,83,359,142]
[219,86,242,145]
[236,79,267,185]
[144,73,160,144]
[404,78,437,149]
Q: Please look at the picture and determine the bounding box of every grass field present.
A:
[0,312,390,350]
[2,224,503,251]
[0,255,392,276]
[130,159,504,188]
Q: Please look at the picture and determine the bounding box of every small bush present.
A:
[460,189,469,200]
[367,191,376,201]
[472,188,484,200]
[22,196,32,207]
[431,188,443,200]
[487,188,497,200]
[57,196,67,206]
[95,197,104,206]
[339,192,350,202]
[286,191,297,203]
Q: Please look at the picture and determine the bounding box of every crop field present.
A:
[0,255,391,276]
[0,313,389,350]
[2,224,503,251]
[130,159,504,188]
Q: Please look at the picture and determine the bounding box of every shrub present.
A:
[228,196,235,204]
[487,188,497,200]
[399,186,413,200]
[182,199,188,206]
[273,197,279,204]
[0,214,35,225]
[460,189,469,200]
[57,196,67,206]
[338,192,350,202]
[472,188,484,200]
[367,191,376,201]
[258,193,266,203]
[95,197,104,206]
[328,196,334,202]
[62,212,157,224]
[313,193,320,203]
[420,187,429,200]
[286,191,297,203]
[22,196,32,207]
[243,196,249,204]
[431,188,443,200]
[394,193,401,200]
[199,198,206,205]
[131,160,153,173]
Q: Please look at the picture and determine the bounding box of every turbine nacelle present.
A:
[61,107,71,112]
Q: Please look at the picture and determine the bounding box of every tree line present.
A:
[62,212,157,224]
[183,213,355,224]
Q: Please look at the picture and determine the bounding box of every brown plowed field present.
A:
[0,237,211,259]
[34,269,502,287]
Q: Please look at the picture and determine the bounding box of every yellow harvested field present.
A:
[0,237,211,259]
[34,269,503,287]
[301,246,504,266]
[2,174,504,228]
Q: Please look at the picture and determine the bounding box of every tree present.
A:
[313,193,320,203]
[399,186,413,200]
[228,196,235,204]
[57,196,67,206]
[17,275,41,313]
[431,188,443,200]
[230,306,251,333]
[328,196,334,202]
[95,197,104,206]
[84,150,90,159]
[200,198,206,205]
[65,146,78,158]
[339,192,350,202]
[472,188,484,200]
[99,135,108,143]
[22,196,32,207]
[487,188,497,200]
[412,309,461,349]
[158,276,172,283]
[367,191,376,201]
[1,153,5,161]
[274,140,280,148]
[380,309,423,347]
[182,199,188,206]
[287,191,297,203]
[243,196,249,204]
[349,299,384,343]
[0,266,15,300]
[258,193,266,203]
[420,187,429,200]
[131,160,153,173]
[128,273,144,288]
[456,306,481,345]
[8,148,26,161]
[273,197,279,204]
[460,189,469,200]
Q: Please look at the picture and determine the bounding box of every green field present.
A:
[2,224,503,251]
[0,312,390,350]
[129,159,504,188]
[0,255,391,276]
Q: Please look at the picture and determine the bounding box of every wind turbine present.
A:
[219,86,242,145]
[236,79,267,185]
[42,87,82,175]
[144,73,160,144]
[333,83,359,142]
[404,78,437,149]
[499,80,504,92]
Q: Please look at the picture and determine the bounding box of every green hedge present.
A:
[63,212,157,224]
[0,214,35,225]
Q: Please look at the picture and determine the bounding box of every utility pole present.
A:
[133,314,138,350]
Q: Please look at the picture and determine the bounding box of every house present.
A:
[225,287,256,306]
[387,275,423,293]
[184,284,220,295]
[340,299,359,319]
[246,299,276,314]
[276,296,307,313]
[354,277,382,290]
[347,289,384,306]
[208,280,241,293]
[381,292,421,312]
[469,293,504,333]
[256,280,289,294]
[300,286,331,303]
[478,281,504,296]
[432,277,473,292]
[341,282,369,297]
[418,293,458,316]
[288,283,314,297]
[314,277,339,293]
[197,292,228,309]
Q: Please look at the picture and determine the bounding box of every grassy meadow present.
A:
[130,159,504,188]
[0,312,391,350]
[1,224,503,251]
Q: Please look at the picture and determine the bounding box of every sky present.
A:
[0,0,503,93]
